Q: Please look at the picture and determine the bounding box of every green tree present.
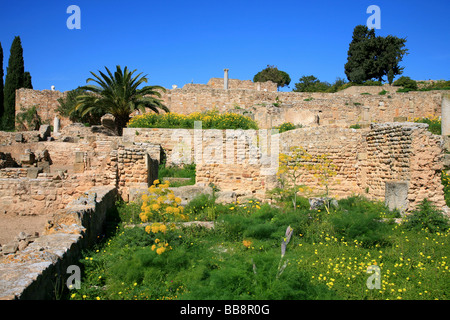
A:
[373,35,408,82]
[72,65,169,135]
[344,25,408,83]
[3,36,25,130]
[23,71,32,89]
[253,65,291,90]
[0,42,4,126]
[293,75,330,92]
[57,87,103,125]
[344,25,377,83]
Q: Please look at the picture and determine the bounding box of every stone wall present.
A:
[159,88,446,129]
[15,89,69,129]
[0,135,160,214]
[14,85,448,131]
[278,127,364,198]
[0,186,117,300]
[279,123,446,211]
[124,125,446,211]
[206,78,278,91]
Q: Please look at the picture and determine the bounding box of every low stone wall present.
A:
[0,186,117,300]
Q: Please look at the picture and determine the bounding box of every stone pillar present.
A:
[53,116,60,134]
[224,69,229,90]
[442,94,450,136]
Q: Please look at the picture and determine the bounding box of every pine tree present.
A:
[0,42,4,126]
[3,36,25,130]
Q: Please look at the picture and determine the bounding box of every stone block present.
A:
[101,113,117,133]
[15,133,23,143]
[393,116,408,122]
[442,94,450,136]
[443,136,450,152]
[444,154,450,168]
[73,162,85,173]
[385,181,409,214]
[20,152,35,166]
[2,241,18,255]
[39,124,51,140]
[27,167,40,179]
[74,152,84,164]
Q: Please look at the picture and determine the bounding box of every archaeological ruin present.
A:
[0,72,449,299]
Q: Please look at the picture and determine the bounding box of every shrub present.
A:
[413,116,441,135]
[393,76,418,92]
[274,122,299,133]
[329,196,394,248]
[402,199,449,233]
[127,110,259,130]
[419,80,450,91]
[15,105,42,131]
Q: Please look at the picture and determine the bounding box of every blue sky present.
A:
[0,0,449,92]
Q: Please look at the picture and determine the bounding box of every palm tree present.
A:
[72,65,169,135]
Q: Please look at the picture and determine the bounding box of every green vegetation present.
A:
[15,105,41,131]
[2,36,33,130]
[393,76,418,92]
[158,162,196,187]
[273,122,302,133]
[72,65,168,135]
[293,76,348,93]
[66,191,450,301]
[413,116,441,135]
[56,87,103,126]
[253,65,291,90]
[344,25,408,83]
[127,110,259,130]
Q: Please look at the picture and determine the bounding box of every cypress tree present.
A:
[0,42,4,126]
[23,71,33,89]
[3,36,24,130]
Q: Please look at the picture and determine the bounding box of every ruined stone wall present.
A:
[356,123,445,210]
[15,88,70,129]
[280,124,446,211]
[160,88,445,129]
[278,127,364,198]
[13,87,448,131]
[125,125,446,210]
[206,78,278,91]
[115,143,159,201]
[0,186,117,300]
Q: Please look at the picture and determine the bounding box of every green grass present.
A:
[66,195,450,301]
[158,162,196,187]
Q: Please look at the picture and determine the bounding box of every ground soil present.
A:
[0,214,49,246]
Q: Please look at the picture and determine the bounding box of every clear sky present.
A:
[0,0,449,92]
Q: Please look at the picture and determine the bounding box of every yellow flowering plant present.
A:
[140,179,187,254]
